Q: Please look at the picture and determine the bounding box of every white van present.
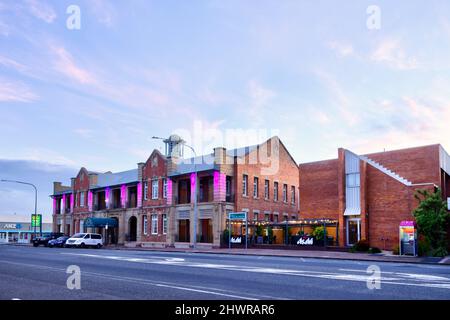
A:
[65,233,103,249]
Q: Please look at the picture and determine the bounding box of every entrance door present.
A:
[178,219,190,242]
[346,218,361,246]
[128,216,137,241]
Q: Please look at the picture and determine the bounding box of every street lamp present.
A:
[1,179,39,237]
[152,136,199,249]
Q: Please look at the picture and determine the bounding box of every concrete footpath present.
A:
[108,245,450,265]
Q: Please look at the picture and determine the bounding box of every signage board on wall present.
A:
[230,237,242,244]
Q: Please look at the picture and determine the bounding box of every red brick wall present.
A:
[142,151,168,207]
[235,138,299,220]
[299,159,339,220]
[365,145,441,185]
[73,168,90,214]
[140,210,168,242]
[366,165,435,250]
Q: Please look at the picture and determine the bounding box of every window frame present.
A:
[143,215,148,235]
[151,214,158,235]
[152,179,159,200]
[242,174,248,196]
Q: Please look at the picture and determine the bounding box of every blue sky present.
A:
[1,0,450,222]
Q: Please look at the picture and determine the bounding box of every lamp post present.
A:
[1,179,39,237]
[152,136,199,249]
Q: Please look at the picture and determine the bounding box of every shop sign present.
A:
[447,197,450,210]
[229,212,246,220]
[230,237,242,244]
[297,236,314,245]
[1,223,20,229]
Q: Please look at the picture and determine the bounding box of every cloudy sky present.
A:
[1,0,450,222]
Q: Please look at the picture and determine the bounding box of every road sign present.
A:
[229,212,246,220]
[31,214,42,228]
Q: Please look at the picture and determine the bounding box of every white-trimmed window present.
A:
[80,191,85,207]
[283,184,288,202]
[274,182,278,201]
[152,179,158,200]
[253,177,259,198]
[291,186,295,204]
[163,178,168,198]
[143,216,148,235]
[242,174,248,196]
[144,182,148,200]
[264,180,269,199]
[151,214,158,234]
[162,214,168,234]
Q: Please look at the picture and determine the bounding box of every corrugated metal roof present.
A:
[168,145,258,177]
[92,169,138,188]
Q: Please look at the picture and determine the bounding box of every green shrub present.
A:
[392,245,399,255]
[353,239,370,252]
[312,226,325,242]
[368,247,382,254]
[418,237,431,256]
[432,247,448,257]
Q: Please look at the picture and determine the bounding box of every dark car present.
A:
[32,232,64,247]
[48,236,69,248]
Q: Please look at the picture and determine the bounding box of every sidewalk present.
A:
[106,245,450,265]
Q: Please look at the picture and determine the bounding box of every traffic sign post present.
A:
[228,212,248,250]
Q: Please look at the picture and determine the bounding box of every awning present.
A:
[84,217,118,228]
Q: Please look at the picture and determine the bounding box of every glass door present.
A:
[346,218,360,246]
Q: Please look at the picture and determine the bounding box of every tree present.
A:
[413,188,450,257]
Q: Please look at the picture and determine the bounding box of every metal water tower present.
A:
[163,134,185,158]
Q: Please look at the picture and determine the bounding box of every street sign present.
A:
[31,214,42,228]
[229,212,246,220]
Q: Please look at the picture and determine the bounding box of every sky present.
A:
[1,0,450,222]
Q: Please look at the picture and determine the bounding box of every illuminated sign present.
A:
[1,223,20,229]
[31,214,42,228]
[229,212,246,220]
[297,236,314,245]
[230,237,242,244]
[447,197,450,210]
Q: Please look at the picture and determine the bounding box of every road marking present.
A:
[0,259,270,300]
[60,252,450,290]
[11,298,21,300]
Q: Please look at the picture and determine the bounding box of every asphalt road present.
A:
[0,245,449,300]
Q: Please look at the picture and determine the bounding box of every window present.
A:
[242,174,248,196]
[283,184,288,202]
[162,214,168,234]
[253,177,259,198]
[264,213,270,222]
[226,177,231,196]
[253,212,258,221]
[346,173,360,187]
[152,179,159,200]
[264,180,269,199]
[144,182,148,200]
[291,186,295,204]
[143,216,148,235]
[274,182,278,201]
[80,192,85,207]
[274,215,278,223]
[151,214,158,234]
[163,178,168,198]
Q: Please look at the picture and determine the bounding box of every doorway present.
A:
[128,216,137,241]
[346,218,361,246]
[178,219,190,242]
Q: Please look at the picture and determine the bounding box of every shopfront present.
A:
[0,222,53,243]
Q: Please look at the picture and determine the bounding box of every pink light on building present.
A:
[62,194,66,213]
[213,171,226,201]
[70,193,74,212]
[88,191,93,211]
[137,182,142,207]
[166,179,173,205]
[190,172,197,203]
[105,187,110,208]
[53,198,57,214]
[121,184,126,208]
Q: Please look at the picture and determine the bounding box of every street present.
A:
[0,245,449,300]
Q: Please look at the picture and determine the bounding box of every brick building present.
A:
[299,144,450,250]
[51,136,299,248]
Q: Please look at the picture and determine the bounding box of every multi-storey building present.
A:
[299,144,450,250]
[51,136,299,248]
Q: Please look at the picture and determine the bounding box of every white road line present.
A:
[0,259,272,300]
[60,252,450,290]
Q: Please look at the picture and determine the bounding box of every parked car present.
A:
[32,232,64,247]
[48,236,69,248]
[65,233,103,249]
